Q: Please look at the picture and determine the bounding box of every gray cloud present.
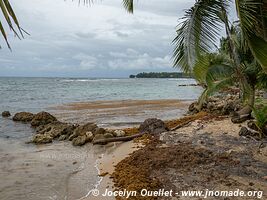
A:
[0,0,198,77]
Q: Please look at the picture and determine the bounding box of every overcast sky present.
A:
[0,0,235,77]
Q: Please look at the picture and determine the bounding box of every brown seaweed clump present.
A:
[165,111,209,130]
[111,140,242,200]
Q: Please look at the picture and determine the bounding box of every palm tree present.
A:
[170,0,267,119]
[192,22,267,113]
[172,0,267,73]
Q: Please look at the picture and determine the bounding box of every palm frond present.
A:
[193,53,233,84]
[235,0,267,73]
[197,76,234,107]
[0,0,25,49]
[193,53,234,107]
[173,0,227,72]
[122,0,134,13]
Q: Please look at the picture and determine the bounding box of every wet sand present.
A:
[50,99,191,128]
[82,141,140,200]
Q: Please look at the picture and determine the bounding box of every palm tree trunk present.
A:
[237,86,255,116]
[222,7,253,118]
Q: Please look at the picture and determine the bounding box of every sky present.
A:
[0,0,235,78]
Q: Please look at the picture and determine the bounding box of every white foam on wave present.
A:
[77,153,104,200]
[61,79,121,82]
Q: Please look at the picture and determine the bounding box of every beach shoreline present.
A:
[2,95,266,200]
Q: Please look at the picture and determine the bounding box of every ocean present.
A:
[0,77,202,200]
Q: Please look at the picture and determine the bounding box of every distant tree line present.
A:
[129,72,192,78]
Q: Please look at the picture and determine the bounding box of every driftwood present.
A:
[93,132,146,145]
[170,121,192,131]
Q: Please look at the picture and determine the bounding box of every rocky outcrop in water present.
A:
[31,122,77,144]
[31,112,57,127]
[2,111,11,117]
[12,110,171,146]
[26,113,129,145]
[13,112,35,122]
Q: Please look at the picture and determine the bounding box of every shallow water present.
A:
[0,77,201,113]
[0,77,202,200]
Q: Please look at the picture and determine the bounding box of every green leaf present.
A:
[172,0,226,72]
[247,34,267,73]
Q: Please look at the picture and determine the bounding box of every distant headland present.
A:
[129,72,192,78]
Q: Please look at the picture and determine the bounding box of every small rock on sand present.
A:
[94,128,106,135]
[93,134,105,142]
[31,133,53,144]
[139,118,168,134]
[104,133,114,138]
[113,130,125,137]
[72,135,87,146]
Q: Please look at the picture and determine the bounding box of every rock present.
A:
[75,123,97,136]
[104,133,114,139]
[93,134,105,142]
[31,112,57,127]
[58,134,69,141]
[2,111,11,117]
[85,131,94,142]
[259,146,267,156]
[207,102,215,111]
[113,130,126,137]
[239,126,260,139]
[239,127,252,137]
[31,133,53,144]
[231,114,250,124]
[94,127,106,135]
[222,101,235,115]
[13,112,35,122]
[139,118,169,135]
[69,123,97,141]
[190,94,241,116]
[61,124,79,137]
[68,133,77,141]
[36,122,74,138]
[72,135,87,146]
[247,120,259,131]
[263,124,267,135]
[188,102,199,114]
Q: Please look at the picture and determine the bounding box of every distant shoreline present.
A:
[129,72,193,79]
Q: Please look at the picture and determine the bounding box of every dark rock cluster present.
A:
[7,111,127,146]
